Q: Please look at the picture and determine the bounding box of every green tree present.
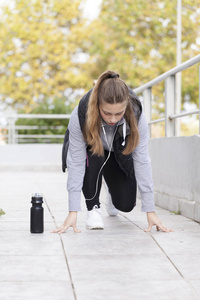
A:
[85,0,200,109]
[0,0,88,110]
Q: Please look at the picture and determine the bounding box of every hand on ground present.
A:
[51,211,81,234]
[145,212,174,233]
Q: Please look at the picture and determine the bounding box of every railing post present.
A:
[7,117,16,144]
[6,107,17,144]
[143,88,152,137]
[8,118,12,144]
[165,75,176,137]
[12,118,16,144]
[199,66,200,134]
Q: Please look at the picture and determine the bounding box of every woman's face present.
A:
[99,101,127,126]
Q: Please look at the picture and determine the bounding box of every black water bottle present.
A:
[30,193,44,233]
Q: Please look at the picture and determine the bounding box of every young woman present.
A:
[52,70,173,234]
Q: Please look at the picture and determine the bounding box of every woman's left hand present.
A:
[145,211,174,233]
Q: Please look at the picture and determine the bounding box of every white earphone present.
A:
[85,124,118,201]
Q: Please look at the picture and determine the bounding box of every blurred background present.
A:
[0,0,200,143]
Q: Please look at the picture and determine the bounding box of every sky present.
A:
[82,0,102,20]
[0,0,102,19]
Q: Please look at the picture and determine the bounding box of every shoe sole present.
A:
[86,226,104,230]
[106,210,119,216]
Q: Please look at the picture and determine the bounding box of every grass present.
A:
[0,208,5,216]
[170,210,181,215]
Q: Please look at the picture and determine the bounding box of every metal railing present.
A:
[0,114,70,144]
[1,54,200,143]
[133,54,200,137]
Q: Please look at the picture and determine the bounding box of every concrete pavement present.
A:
[0,145,200,300]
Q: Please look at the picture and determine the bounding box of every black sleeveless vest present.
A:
[77,88,142,179]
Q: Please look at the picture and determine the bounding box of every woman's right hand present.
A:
[51,211,81,234]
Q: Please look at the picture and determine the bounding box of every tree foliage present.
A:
[85,0,200,108]
[0,0,199,117]
[0,0,89,110]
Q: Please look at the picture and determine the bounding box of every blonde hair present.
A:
[84,70,140,156]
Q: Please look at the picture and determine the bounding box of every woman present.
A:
[52,70,173,234]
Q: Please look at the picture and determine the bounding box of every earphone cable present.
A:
[85,124,118,201]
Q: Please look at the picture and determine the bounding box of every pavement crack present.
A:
[120,213,200,300]
[59,236,77,300]
[43,195,77,300]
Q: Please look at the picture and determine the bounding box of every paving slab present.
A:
[0,169,200,300]
[74,280,197,300]
[0,231,64,256]
[0,282,74,300]
[0,256,70,282]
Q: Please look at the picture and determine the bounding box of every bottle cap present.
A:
[31,193,43,203]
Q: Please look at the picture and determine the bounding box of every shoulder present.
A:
[68,106,79,129]
[70,105,78,118]
[128,87,142,122]
[78,88,93,130]
[78,88,93,109]
[137,112,149,138]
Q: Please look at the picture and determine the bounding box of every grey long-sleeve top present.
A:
[67,106,155,213]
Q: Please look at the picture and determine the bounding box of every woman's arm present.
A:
[132,112,155,212]
[67,106,87,211]
[132,112,173,232]
[52,106,86,234]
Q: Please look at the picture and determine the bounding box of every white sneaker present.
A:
[86,205,104,230]
[105,192,119,216]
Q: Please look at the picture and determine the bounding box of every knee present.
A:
[115,202,136,213]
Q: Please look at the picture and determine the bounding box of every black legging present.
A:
[82,149,137,212]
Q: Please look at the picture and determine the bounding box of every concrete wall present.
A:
[0,144,62,172]
[149,135,200,222]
